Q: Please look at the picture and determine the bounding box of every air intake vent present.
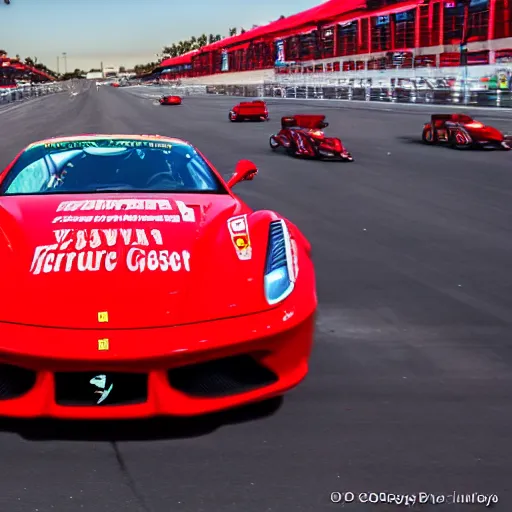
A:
[266,221,287,272]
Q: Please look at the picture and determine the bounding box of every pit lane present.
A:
[0,81,511,511]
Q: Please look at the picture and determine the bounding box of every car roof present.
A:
[26,134,189,149]
[432,114,474,121]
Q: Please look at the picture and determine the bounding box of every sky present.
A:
[1,0,322,72]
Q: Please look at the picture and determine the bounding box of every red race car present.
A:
[269,115,354,161]
[422,113,512,150]
[0,134,316,419]
[229,100,269,122]
[159,95,182,105]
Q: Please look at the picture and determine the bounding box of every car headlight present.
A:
[264,220,295,305]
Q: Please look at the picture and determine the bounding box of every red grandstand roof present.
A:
[160,50,199,68]
[0,57,54,80]
[157,0,421,68]
[203,0,366,51]
[158,0,366,68]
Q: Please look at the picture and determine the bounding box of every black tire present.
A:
[450,131,471,149]
[269,136,280,150]
[422,127,434,144]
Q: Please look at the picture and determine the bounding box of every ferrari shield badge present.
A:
[90,374,113,404]
[228,215,252,260]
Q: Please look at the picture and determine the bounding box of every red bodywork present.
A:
[111,83,120,88]
[229,100,269,122]
[270,115,354,161]
[159,95,182,105]
[0,134,316,419]
[422,114,511,150]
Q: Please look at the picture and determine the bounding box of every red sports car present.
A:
[0,134,316,419]
[159,95,182,105]
[269,115,354,161]
[229,100,269,122]
[422,113,512,150]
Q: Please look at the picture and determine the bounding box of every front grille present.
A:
[54,371,148,406]
[167,354,278,398]
[0,364,37,399]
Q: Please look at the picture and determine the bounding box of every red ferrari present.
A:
[0,134,316,419]
[229,100,269,122]
[270,115,354,161]
[159,95,182,105]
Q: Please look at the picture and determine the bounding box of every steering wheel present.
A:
[146,172,173,187]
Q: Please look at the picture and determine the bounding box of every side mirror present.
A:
[227,160,258,188]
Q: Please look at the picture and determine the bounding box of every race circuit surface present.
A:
[0,82,511,511]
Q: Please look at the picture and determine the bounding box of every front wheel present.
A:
[450,131,471,149]
[422,127,434,144]
[229,111,236,122]
[269,136,280,150]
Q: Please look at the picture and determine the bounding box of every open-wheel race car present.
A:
[159,95,182,105]
[229,100,269,122]
[422,114,511,150]
[269,115,353,161]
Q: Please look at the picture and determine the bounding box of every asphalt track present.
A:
[0,81,512,511]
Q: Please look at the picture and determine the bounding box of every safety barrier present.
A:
[149,80,512,108]
[0,83,66,107]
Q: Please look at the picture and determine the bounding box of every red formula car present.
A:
[229,100,269,122]
[159,95,182,105]
[269,115,354,161]
[422,113,511,150]
[0,134,316,419]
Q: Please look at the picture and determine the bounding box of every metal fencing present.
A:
[0,83,66,107]
[151,79,512,108]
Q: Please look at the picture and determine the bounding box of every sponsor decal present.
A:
[90,374,112,403]
[43,139,173,150]
[98,311,109,323]
[53,199,195,223]
[228,214,252,260]
[97,339,109,351]
[29,228,191,274]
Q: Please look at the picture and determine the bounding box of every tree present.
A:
[0,50,7,57]
[59,69,85,80]
[119,66,126,73]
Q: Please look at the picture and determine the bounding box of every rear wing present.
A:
[281,114,328,129]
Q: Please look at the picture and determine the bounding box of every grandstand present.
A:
[154,0,512,84]
[0,55,55,87]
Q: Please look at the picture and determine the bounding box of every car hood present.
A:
[0,193,275,328]
[466,124,504,141]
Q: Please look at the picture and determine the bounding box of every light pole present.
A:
[459,0,471,104]
[57,56,60,74]
[62,52,67,74]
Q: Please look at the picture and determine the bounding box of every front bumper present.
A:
[0,302,315,419]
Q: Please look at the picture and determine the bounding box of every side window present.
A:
[5,158,49,194]
[186,158,215,190]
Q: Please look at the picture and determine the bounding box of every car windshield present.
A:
[0,137,228,196]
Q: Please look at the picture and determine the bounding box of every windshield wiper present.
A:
[94,186,132,191]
